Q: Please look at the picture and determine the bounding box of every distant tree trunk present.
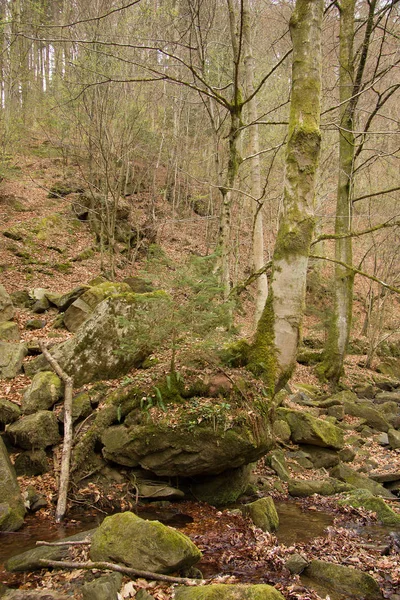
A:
[249,0,323,393]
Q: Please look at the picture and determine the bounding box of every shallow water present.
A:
[274,500,334,545]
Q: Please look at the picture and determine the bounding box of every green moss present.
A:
[175,584,285,600]
[273,215,315,263]
[220,339,251,367]
[248,292,277,395]
[340,489,400,526]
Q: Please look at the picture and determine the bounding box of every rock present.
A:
[376,358,400,379]
[375,390,400,404]
[272,419,291,443]
[2,591,70,600]
[303,559,383,599]
[82,573,123,600]
[340,489,400,527]
[0,322,20,341]
[31,297,50,314]
[241,497,279,532]
[174,585,285,600]
[23,486,47,513]
[0,437,25,531]
[25,319,46,330]
[343,401,390,432]
[276,408,344,449]
[299,445,340,469]
[338,447,356,462]
[21,371,63,414]
[10,290,33,308]
[0,285,14,322]
[327,404,344,420]
[288,478,351,497]
[25,292,167,385]
[265,450,290,481]
[354,383,376,399]
[123,276,154,293]
[6,411,61,450]
[369,470,400,484]
[52,285,90,312]
[5,529,96,572]
[90,512,201,574]
[136,481,184,500]
[190,465,253,506]
[0,342,28,379]
[285,553,309,575]
[0,399,21,425]
[64,282,132,332]
[377,433,389,446]
[330,464,395,499]
[388,428,400,449]
[58,392,92,424]
[14,450,49,476]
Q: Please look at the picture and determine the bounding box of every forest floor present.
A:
[0,149,399,599]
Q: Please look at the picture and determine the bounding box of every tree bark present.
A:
[249,0,323,393]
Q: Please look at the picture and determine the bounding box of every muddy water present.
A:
[274,500,334,545]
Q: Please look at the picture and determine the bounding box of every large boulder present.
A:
[25,292,168,386]
[0,436,25,531]
[6,411,61,450]
[190,465,252,505]
[21,371,63,414]
[276,408,344,449]
[343,400,390,432]
[299,445,340,469]
[63,282,132,332]
[47,284,90,312]
[175,585,285,600]
[0,342,27,379]
[0,398,21,425]
[90,512,201,574]
[303,559,382,599]
[330,464,395,499]
[241,497,279,532]
[388,428,400,449]
[0,284,14,322]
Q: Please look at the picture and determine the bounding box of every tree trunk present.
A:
[249,0,323,393]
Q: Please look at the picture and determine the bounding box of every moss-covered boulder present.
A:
[303,559,383,599]
[190,465,252,506]
[175,585,285,600]
[25,292,167,386]
[90,512,201,574]
[82,573,123,600]
[343,400,390,432]
[340,489,400,527]
[0,321,20,341]
[0,342,28,379]
[265,450,290,481]
[0,284,14,322]
[241,497,279,532]
[48,285,90,312]
[6,411,61,450]
[64,281,132,332]
[276,408,344,449]
[58,392,92,424]
[288,478,352,497]
[0,398,21,425]
[388,428,400,449]
[0,437,25,531]
[299,445,340,469]
[14,450,49,476]
[21,371,63,414]
[330,464,395,499]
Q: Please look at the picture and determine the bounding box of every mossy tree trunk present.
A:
[249,0,323,393]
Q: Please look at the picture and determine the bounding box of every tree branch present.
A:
[311,219,400,245]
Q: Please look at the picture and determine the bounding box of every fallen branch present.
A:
[39,559,204,585]
[36,540,91,547]
[39,341,74,523]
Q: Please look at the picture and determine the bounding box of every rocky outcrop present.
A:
[21,371,63,414]
[276,408,344,449]
[0,437,25,531]
[303,559,383,599]
[175,585,285,600]
[0,342,27,379]
[7,411,61,450]
[90,512,201,574]
[25,292,167,385]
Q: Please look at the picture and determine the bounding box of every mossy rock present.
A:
[14,450,49,476]
[0,322,20,342]
[6,411,61,450]
[299,445,340,469]
[90,512,201,574]
[276,408,344,449]
[0,437,25,531]
[303,559,383,599]
[339,489,400,527]
[375,358,400,379]
[343,401,390,432]
[330,464,395,499]
[296,349,323,365]
[0,284,15,321]
[388,428,400,450]
[175,585,285,600]
[241,497,279,532]
[0,399,21,425]
[265,449,290,481]
[220,340,251,367]
[21,371,63,414]
[190,465,252,506]
[0,342,28,379]
[288,478,352,497]
[81,573,123,600]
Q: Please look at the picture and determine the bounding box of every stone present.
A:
[53,285,90,312]
[388,428,400,450]
[14,450,49,476]
[6,411,61,450]
[330,464,395,499]
[10,290,33,308]
[174,585,285,600]
[21,371,63,414]
[0,399,21,425]
[0,284,14,322]
[354,383,376,399]
[123,276,154,293]
[0,436,25,531]
[32,297,50,314]
[0,342,28,378]
[338,447,356,462]
[241,497,279,532]
[189,465,253,506]
[340,489,400,527]
[265,450,290,481]
[327,404,344,420]
[288,478,351,497]
[58,392,92,424]
[376,358,400,379]
[2,591,70,600]
[25,292,167,385]
[90,512,201,574]
[276,408,344,449]
[303,559,383,599]
[375,391,400,404]
[81,573,123,600]
[136,481,184,500]
[299,445,340,469]
[285,553,309,575]
[377,433,389,446]
[272,419,291,443]
[0,322,20,341]
[5,529,96,572]
[343,401,390,432]
[64,282,132,332]
[25,319,46,330]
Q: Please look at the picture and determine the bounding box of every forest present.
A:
[0,1,399,599]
